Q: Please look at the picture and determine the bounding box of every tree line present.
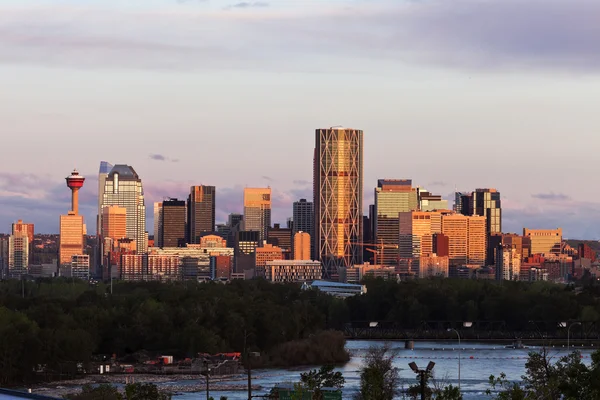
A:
[2,277,600,386]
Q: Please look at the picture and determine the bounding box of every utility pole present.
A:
[204,360,210,400]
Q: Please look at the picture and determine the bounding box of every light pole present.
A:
[568,322,582,349]
[447,328,461,388]
[203,360,210,400]
[409,361,435,400]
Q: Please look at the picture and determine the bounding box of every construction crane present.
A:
[350,241,399,265]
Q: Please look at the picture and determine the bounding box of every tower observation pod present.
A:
[65,169,85,215]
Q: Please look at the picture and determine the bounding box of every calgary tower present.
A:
[65,169,85,215]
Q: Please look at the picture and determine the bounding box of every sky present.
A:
[1,0,600,238]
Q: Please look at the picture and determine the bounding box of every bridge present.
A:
[343,320,600,342]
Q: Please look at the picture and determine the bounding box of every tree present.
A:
[488,348,600,399]
[354,343,399,400]
[124,383,171,400]
[300,365,345,399]
[64,384,123,400]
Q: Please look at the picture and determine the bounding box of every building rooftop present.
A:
[108,164,139,180]
[99,161,114,174]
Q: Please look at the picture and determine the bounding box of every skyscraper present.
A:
[59,170,86,268]
[97,161,114,235]
[375,179,418,266]
[100,165,147,253]
[188,185,216,243]
[12,220,34,265]
[293,199,314,258]
[160,198,186,247]
[473,188,502,235]
[153,202,163,246]
[441,214,486,266]
[243,187,271,242]
[523,228,562,256]
[102,206,127,241]
[314,127,363,277]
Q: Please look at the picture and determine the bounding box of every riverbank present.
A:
[30,374,263,398]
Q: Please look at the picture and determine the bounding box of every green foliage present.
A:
[64,384,123,400]
[354,344,399,400]
[0,279,341,385]
[488,348,600,399]
[434,385,463,400]
[300,365,345,399]
[124,383,171,400]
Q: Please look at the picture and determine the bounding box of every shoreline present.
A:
[30,374,262,398]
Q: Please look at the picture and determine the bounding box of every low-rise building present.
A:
[265,260,322,283]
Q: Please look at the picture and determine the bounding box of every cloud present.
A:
[2,0,600,72]
[228,2,269,8]
[149,154,179,163]
[261,175,274,182]
[531,192,571,201]
[293,179,311,186]
[428,181,447,187]
[149,154,167,161]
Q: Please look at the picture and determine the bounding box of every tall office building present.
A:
[375,179,418,266]
[398,211,443,275]
[314,127,363,277]
[59,170,86,268]
[294,231,311,260]
[255,243,284,278]
[188,185,216,243]
[102,206,127,241]
[441,214,486,266]
[153,202,163,246]
[160,199,186,248]
[100,165,147,253]
[523,228,562,256]
[97,161,114,235]
[243,188,271,242]
[455,189,501,234]
[234,230,259,273]
[293,199,314,258]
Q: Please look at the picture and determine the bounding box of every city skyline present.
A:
[2,0,600,238]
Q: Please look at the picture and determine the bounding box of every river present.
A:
[171,340,596,399]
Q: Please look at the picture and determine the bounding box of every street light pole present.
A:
[447,328,461,388]
[568,322,582,349]
[203,360,210,400]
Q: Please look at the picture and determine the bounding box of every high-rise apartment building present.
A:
[523,228,562,256]
[375,180,418,266]
[11,220,34,265]
[160,199,186,248]
[188,185,216,243]
[314,127,363,277]
[293,199,314,258]
[100,165,147,253]
[243,188,271,242]
[71,254,91,280]
[8,234,29,278]
[294,232,311,260]
[441,214,486,266]
[495,245,521,281]
[60,170,86,268]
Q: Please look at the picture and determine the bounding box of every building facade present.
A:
[243,187,272,242]
[441,214,487,267]
[265,260,323,283]
[255,243,284,278]
[188,185,216,243]
[314,127,363,277]
[100,164,147,253]
[375,179,418,266]
[523,228,562,256]
[8,234,28,278]
[292,199,314,258]
[160,198,186,248]
[294,231,311,260]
